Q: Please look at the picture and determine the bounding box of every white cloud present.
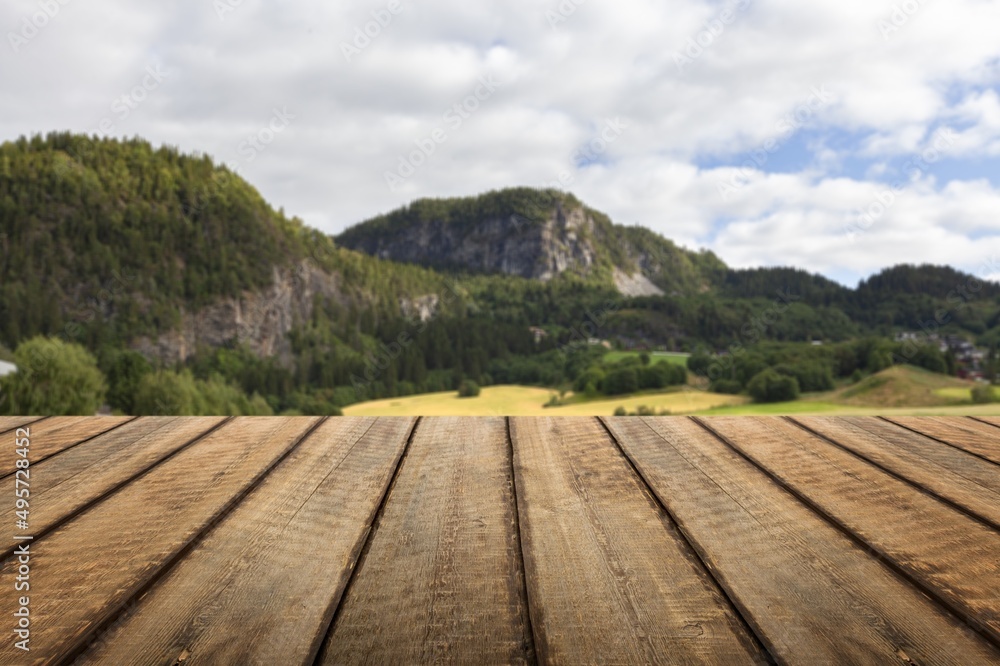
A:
[2,0,1000,284]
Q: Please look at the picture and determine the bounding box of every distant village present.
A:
[896,332,992,381]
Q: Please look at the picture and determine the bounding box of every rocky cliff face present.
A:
[349,201,604,282]
[132,260,345,365]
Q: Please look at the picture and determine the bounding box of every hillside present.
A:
[336,188,726,296]
[2,132,999,416]
[0,132,455,365]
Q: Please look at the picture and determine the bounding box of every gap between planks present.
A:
[53,417,330,665]
[597,417,778,665]
[785,416,1000,533]
[693,416,1000,653]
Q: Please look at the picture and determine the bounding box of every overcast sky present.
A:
[3,0,1000,285]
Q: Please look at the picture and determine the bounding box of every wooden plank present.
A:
[0,416,43,434]
[321,417,535,665]
[793,416,1000,529]
[0,416,134,478]
[975,416,1000,428]
[607,417,1000,665]
[510,417,768,665]
[0,416,226,559]
[82,417,414,666]
[700,416,1000,646]
[883,417,1000,465]
[0,416,320,665]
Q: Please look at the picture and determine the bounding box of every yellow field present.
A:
[342,385,746,417]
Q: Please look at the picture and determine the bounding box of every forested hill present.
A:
[2,132,999,403]
[0,132,452,352]
[336,187,727,296]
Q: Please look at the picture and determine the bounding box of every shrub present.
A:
[687,350,713,377]
[747,369,800,403]
[0,337,106,415]
[773,362,834,393]
[971,385,999,404]
[458,380,481,398]
[710,379,743,395]
[613,406,627,416]
[603,367,639,396]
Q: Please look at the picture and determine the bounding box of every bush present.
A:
[710,379,743,395]
[773,362,834,393]
[687,350,713,377]
[908,345,949,375]
[0,337,106,415]
[747,369,800,403]
[134,371,198,416]
[603,367,639,396]
[104,350,152,414]
[613,406,627,416]
[971,385,999,404]
[458,380,481,398]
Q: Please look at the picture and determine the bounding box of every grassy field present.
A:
[344,365,1000,417]
[934,386,1000,401]
[343,385,744,417]
[601,351,690,367]
[694,401,1000,416]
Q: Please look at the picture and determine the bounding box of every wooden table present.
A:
[1,415,998,665]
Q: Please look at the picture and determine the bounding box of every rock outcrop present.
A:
[132,260,343,365]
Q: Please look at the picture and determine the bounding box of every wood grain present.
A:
[510,417,768,665]
[322,417,535,665]
[0,415,134,478]
[82,417,413,666]
[608,417,1000,665]
[0,416,320,665]
[0,416,225,560]
[0,416,43,435]
[701,416,1000,646]
[793,416,1000,528]
[884,416,1000,465]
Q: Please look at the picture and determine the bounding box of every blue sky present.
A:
[2,0,1000,286]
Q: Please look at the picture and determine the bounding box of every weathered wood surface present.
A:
[0,416,998,665]
[793,416,1000,528]
[701,416,1000,646]
[84,417,413,666]
[511,417,768,665]
[0,416,226,562]
[0,415,41,435]
[607,417,1000,665]
[322,417,534,665]
[885,416,1000,465]
[0,415,133,478]
[0,417,320,665]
